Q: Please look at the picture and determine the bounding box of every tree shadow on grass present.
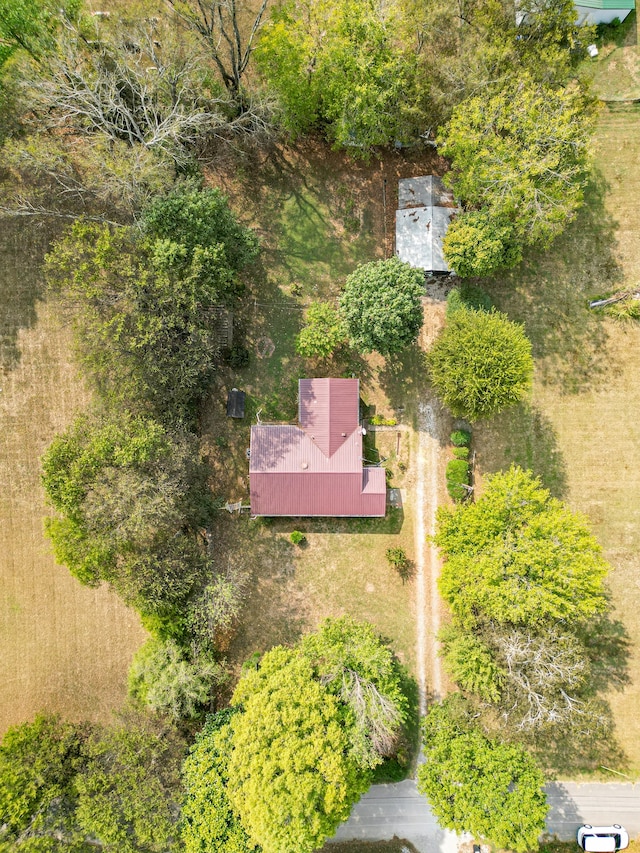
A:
[473,402,569,498]
[218,515,312,669]
[577,610,632,693]
[377,343,431,426]
[0,216,55,371]
[480,170,623,394]
[528,698,627,777]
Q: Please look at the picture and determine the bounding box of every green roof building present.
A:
[575,0,635,24]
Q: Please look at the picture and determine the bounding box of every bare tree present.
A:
[164,0,269,107]
[29,22,218,160]
[493,627,589,731]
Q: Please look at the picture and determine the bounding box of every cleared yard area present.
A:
[474,105,640,775]
[0,220,146,737]
[201,143,448,686]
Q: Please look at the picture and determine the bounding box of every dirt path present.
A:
[413,294,448,711]
[414,402,443,711]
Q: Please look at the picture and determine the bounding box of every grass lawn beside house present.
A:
[200,143,446,698]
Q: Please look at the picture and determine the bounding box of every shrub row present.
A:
[447,430,472,502]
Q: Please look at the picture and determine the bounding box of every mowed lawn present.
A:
[201,143,442,678]
[0,220,146,737]
[474,105,640,774]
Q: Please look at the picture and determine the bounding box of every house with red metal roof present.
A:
[249,378,386,517]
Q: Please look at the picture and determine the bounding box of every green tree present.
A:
[339,257,424,356]
[0,0,79,68]
[438,625,503,703]
[41,411,211,606]
[141,182,259,273]
[435,466,610,627]
[296,302,345,359]
[181,710,257,853]
[228,647,369,853]
[443,211,522,278]
[402,0,590,127]
[75,715,185,853]
[300,616,409,769]
[128,638,226,721]
[0,715,87,846]
[427,307,533,420]
[417,696,548,852]
[439,75,596,248]
[45,186,257,420]
[256,0,426,150]
[188,565,249,653]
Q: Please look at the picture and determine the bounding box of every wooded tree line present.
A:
[1,0,596,277]
[38,180,259,721]
[434,466,623,766]
[0,618,413,853]
[415,464,624,849]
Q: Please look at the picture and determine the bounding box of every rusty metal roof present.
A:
[249,378,386,517]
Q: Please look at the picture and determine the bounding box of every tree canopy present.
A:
[439,75,596,250]
[228,647,369,853]
[417,696,548,852]
[0,0,79,69]
[45,185,258,420]
[443,211,522,278]
[183,619,409,853]
[0,713,186,852]
[41,411,211,607]
[128,638,226,720]
[427,307,533,421]
[181,710,258,853]
[256,0,427,151]
[436,466,610,627]
[339,257,424,356]
[74,715,186,853]
[0,714,87,846]
[296,301,345,359]
[300,616,409,769]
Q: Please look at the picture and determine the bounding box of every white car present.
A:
[577,825,630,852]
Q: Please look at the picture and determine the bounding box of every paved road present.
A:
[330,780,640,853]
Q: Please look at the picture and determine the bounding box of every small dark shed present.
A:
[227,388,246,418]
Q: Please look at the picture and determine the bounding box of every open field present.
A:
[0,219,146,738]
[474,105,640,775]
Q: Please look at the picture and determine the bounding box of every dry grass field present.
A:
[474,105,640,775]
[0,220,146,738]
